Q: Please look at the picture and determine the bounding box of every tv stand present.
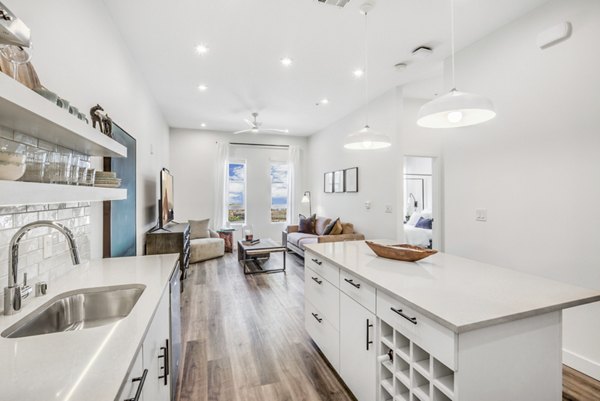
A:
[146,222,191,283]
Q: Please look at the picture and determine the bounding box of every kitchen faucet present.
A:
[3,220,81,315]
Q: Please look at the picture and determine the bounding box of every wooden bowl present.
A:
[365,241,437,262]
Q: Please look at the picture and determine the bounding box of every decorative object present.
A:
[216,228,236,253]
[0,138,26,180]
[324,172,333,193]
[365,241,437,262]
[103,124,137,258]
[344,1,391,150]
[334,170,344,193]
[90,104,113,138]
[417,0,496,128]
[0,44,32,81]
[344,167,358,192]
[301,191,312,216]
[243,224,254,241]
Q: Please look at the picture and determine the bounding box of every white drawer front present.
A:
[305,251,339,286]
[305,299,340,371]
[305,266,340,329]
[377,290,457,370]
[340,269,376,313]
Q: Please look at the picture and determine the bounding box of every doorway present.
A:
[403,156,439,249]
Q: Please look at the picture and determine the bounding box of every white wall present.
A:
[169,129,308,242]
[8,0,170,256]
[441,0,600,379]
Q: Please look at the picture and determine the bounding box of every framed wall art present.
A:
[333,170,344,193]
[344,167,358,192]
[324,172,334,193]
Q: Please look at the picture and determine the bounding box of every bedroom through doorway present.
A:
[403,156,438,249]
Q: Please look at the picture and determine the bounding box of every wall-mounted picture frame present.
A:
[324,172,334,193]
[344,167,358,193]
[333,170,344,193]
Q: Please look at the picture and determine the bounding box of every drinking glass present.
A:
[78,158,90,186]
[0,44,33,81]
[19,148,47,182]
[69,155,80,185]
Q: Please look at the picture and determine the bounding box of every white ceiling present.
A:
[103,0,549,135]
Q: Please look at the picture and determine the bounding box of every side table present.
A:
[216,228,236,253]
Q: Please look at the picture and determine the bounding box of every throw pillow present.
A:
[415,217,433,230]
[341,222,355,234]
[323,218,339,235]
[189,218,210,239]
[329,219,343,235]
[298,214,316,234]
[315,217,332,236]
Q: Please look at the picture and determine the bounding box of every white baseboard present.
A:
[563,349,600,381]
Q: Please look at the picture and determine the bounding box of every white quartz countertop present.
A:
[305,241,600,333]
[0,254,179,401]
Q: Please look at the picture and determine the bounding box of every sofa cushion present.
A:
[341,222,355,234]
[298,214,316,234]
[287,232,317,247]
[323,218,339,235]
[315,217,332,235]
[297,236,318,249]
[189,218,210,239]
[190,237,224,263]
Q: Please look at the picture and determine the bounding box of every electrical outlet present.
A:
[475,209,487,222]
[43,235,53,259]
[385,204,393,213]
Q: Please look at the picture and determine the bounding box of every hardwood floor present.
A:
[176,251,600,401]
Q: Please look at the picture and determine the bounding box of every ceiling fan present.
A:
[233,112,289,135]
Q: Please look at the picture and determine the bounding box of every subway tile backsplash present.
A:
[0,203,92,310]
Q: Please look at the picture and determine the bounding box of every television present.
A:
[159,168,174,228]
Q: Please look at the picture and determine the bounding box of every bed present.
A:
[403,210,433,248]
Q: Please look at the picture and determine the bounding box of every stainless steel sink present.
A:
[1,284,146,338]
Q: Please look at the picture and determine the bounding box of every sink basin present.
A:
[1,284,146,338]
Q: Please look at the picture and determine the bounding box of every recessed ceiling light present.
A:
[200,123,207,128]
[320,98,330,105]
[195,44,210,55]
[280,57,293,67]
[197,84,208,91]
[394,62,407,71]
[353,69,364,78]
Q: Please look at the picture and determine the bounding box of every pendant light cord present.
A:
[450,0,456,90]
[364,8,369,126]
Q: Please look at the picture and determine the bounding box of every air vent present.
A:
[317,0,350,8]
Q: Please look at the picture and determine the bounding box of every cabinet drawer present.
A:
[305,299,339,371]
[377,290,457,370]
[340,269,376,313]
[305,267,339,329]
[305,251,339,286]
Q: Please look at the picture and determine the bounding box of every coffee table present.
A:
[237,238,286,275]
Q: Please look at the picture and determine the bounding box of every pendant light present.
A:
[344,1,391,150]
[417,0,496,128]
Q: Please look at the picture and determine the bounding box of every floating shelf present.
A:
[0,180,126,206]
[0,73,126,158]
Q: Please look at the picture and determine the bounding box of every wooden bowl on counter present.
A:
[365,241,438,262]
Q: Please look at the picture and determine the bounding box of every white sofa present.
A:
[188,219,225,263]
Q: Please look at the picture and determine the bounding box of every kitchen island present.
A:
[304,241,600,401]
[0,254,179,401]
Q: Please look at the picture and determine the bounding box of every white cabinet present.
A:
[143,288,171,401]
[117,288,171,401]
[340,292,376,401]
[119,350,145,401]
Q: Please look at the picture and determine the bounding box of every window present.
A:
[270,162,289,223]
[227,162,246,223]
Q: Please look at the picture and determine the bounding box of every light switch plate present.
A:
[364,201,371,210]
[476,209,487,222]
[385,205,392,213]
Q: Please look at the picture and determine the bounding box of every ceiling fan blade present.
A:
[243,119,254,127]
[260,128,290,134]
[233,129,252,135]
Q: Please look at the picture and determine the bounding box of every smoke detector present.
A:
[412,46,433,59]
[317,0,351,8]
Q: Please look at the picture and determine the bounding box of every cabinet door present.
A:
[143,289,171,401]
[119,349,145,401]
[340,292,376,401]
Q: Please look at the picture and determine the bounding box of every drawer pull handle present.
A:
[311,276,323,285]
[158,339,169,386]
[344,278,361,289]
[311,258,322,266]
[125,368,148,401]
[311,312,323,323]
[391,307,417,325]
[366,319,374,350]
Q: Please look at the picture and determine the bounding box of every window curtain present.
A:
[287,145,301,224]
[213,142,229,230]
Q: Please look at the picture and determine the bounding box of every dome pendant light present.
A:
[344,1,391,150]
[417,0,496,128]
